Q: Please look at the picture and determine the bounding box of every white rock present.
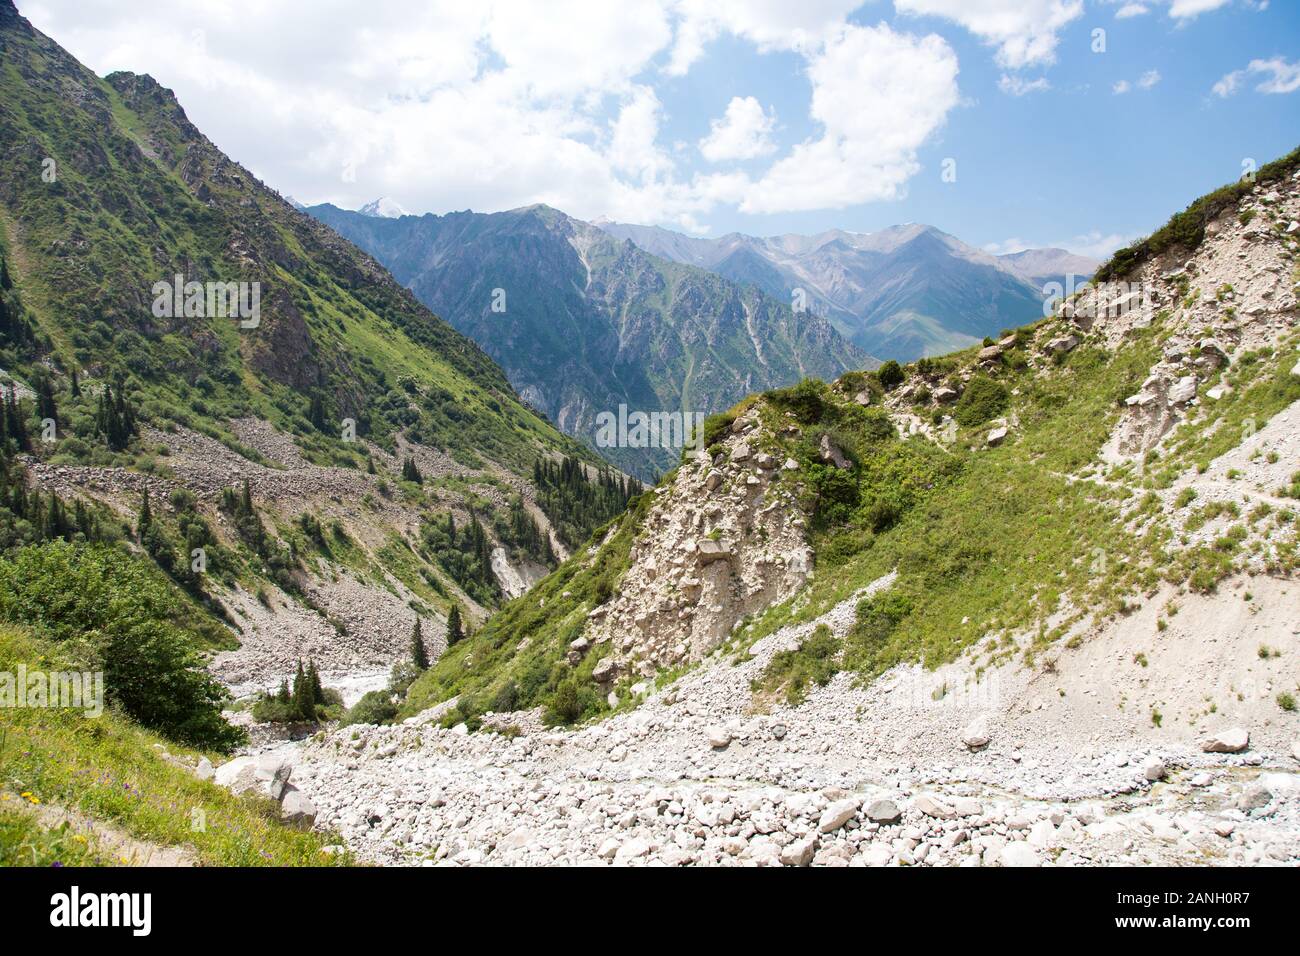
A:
[818,798,860,833]
[913,795,956,820]
[1000,842,1041,867]
[865,799,902,824]
[1201,728,1249,753]
[706,726,733,749]
[960,716,991,750]
[780,835,817,866]
[1142,757,1166,781]
[194,756,215,782]
[986,426,1009,447]
[280,787,317,826]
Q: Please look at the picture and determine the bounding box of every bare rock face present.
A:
[819,433,851,468]
[581,409,814,676]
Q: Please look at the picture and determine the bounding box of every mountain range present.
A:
[308,202,870,478]
[596,220,1098,361]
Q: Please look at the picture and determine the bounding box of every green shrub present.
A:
[340,690,398,727]
[0,541,243,750]
[767,379,828,424]
[953,376,1009,427]
[877,361,904,390]
[755,624,841,705]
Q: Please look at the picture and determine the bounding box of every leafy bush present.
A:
[340,690,398,727]
[954,376,1009,427]
[767,378,828,424]
[877,360,904,390]
[0,542,242,750]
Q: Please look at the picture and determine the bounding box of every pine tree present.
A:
[401,457,423,484]
[307,659,324,702]
[445,604,464,647]
[137,488,153,537]
[411,618,429,669]
[70,369,81,399]
[292,660,316,721]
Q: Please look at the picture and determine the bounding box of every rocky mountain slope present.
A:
[598,221,1098,362]
[308,202,871,479]
[0,0,614,697]
[286,147,1300,866]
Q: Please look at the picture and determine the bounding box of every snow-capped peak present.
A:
[359,197,408,219]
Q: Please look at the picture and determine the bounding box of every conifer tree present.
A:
[411,617,429,669]
[137,488,153,537]
[445,604,464,647]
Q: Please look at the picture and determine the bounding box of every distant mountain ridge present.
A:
[597,221,1099,361]
[308,202,872,478]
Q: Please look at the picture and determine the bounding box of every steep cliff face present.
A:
[579,407,814,681]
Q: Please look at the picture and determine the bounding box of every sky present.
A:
[19,0,1300,258]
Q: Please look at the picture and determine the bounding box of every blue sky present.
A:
[24,0,1300,258]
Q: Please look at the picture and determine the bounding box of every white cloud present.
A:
[1114,69,1160,94]
[895,0,1084,69]
[999,74,1052,96]
[1214,56,1300,97]
[738,23,960,213]
[22,0,962,230]
[985,231,1137,259]
[664,0,864,75]
[1167,0,1231,18]
[699,96,777,162]
[1115,3,1150,17]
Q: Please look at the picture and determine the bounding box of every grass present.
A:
[0,627,353,867]
[753,624,841,705]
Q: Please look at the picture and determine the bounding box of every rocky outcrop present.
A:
[580,408,813,678]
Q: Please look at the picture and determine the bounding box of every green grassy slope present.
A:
[0,627,351,867]
[0,2,588,475]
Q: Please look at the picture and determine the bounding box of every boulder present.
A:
[696,538,734,564]
[978,344,1003,362]
[1198,339,1228,366]
[194,756,215,782]
[704,469,724,491]
[853,390,872,407]
[932,386,959,403]
[864,799,902,824]
[1046,334,1079,355]
[280,786,317,826]
[706,726,732,749]
[1167,376,1197,404]
[819,434,851,469]
[779,835,817,866]
[960,716,991,750]
[986,426,1009,447]
[592,657,619,683]
[731,442,751,462]
[1142,757,1166,782]
[818,798,860,833]
[1201,727,1249,753]
[1237,783,1272,812]
[913,795,956,820]
[1000,842,1041,867]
